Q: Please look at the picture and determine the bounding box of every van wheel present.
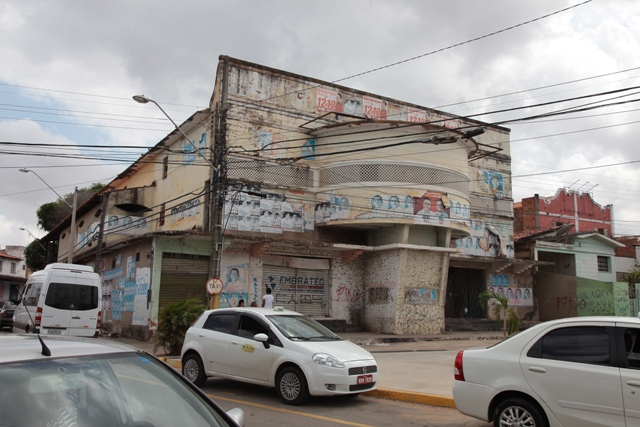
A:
[182,354,206,387]
[494,398,547,427]
[276,367,309,405]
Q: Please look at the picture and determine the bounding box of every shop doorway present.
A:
[445,267,485,318]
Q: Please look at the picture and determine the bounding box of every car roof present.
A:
[204,307,302,316]
[0,335,138,364]
[535,316,640,327]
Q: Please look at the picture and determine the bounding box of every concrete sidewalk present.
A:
[101,330,504,408]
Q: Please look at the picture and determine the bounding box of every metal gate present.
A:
[263,259,330,317]
[445,267,486,318]
[159,253,210,311]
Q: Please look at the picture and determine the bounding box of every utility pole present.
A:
[208,56,229,309]
[68,187,78,264]
[94,193,109,273]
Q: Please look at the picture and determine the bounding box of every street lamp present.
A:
[132,95,218,171]
[19,227,46,251]
[19,168,72,208]
[19,168,77,263]
[133,93,223,309]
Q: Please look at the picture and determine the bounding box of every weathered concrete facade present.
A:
[45,56,516,336]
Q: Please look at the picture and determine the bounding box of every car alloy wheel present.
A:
[276,367,309,405]
[494,398,546,427]
[182,354,206,387]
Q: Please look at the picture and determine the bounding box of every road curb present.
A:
[160,357,456,408]
[364,388,456,408]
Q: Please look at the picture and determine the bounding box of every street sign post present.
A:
[206,277,223,309]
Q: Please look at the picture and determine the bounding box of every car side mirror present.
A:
[254,333,270,349]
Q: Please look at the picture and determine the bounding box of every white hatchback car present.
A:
[181,307,378,405]
[453,316,640,427]
[0,334,244,427]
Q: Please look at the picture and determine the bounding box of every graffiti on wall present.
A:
[256,130,285,158]
[335,285,362,303]
[577,289,615,316]
[405,288,437,304]
[614,283,630,316]
[301,138,315,160]
[369,287,390,304]
[475,169,505,198]
[182,133,206,165]
[105,215,149,236]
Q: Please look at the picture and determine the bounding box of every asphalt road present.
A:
[202,377,491,427]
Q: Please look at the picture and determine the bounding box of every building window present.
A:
[159,203,166,226]
[10,263,16,274]
[136,252,140,262]
[0,261,3,271]
[597,256,610,272]
[163,156,169,180]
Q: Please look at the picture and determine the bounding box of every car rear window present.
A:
[45,283,99,311]
[203,313,235,333]
[528,326,611,365]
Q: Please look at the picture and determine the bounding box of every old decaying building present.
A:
[45,56,521,338]
[0,246,25,304]
[514,189,614,236]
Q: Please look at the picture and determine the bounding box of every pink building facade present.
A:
[514,189,613,236]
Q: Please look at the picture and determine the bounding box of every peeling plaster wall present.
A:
[396,250,447,334]
[363,250,402,333]
[331,256,365,326]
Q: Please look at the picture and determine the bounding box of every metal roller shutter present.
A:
[262,261,330,317]
[160,254,210,311]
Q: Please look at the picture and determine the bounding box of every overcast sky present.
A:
[2,0,639,249]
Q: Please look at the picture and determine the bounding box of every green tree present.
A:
[153,299,205,355]
[23,239,47,272]
[26,183,105,268]
[478,290,520,337]
[37,201,70,232]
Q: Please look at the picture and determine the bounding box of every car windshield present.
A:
[0,352,234,427]
[267,314,343,341]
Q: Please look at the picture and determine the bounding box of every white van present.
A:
[13,263,102,337]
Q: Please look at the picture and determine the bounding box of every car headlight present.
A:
[313,353,345,368]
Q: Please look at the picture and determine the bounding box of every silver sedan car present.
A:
[453,316,640,427]
[0,334,244,427]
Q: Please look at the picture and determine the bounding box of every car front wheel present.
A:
[494,398,547,427]
[276,366,309,405]
[182,353,207,387]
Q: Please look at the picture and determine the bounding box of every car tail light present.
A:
[97,310,102,329]
[454,350,465,381]
[35,306,43,327]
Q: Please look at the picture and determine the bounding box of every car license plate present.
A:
[47,329,62,335]
[357,374,373,385]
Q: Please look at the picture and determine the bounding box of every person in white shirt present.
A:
[262,287,274,308]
